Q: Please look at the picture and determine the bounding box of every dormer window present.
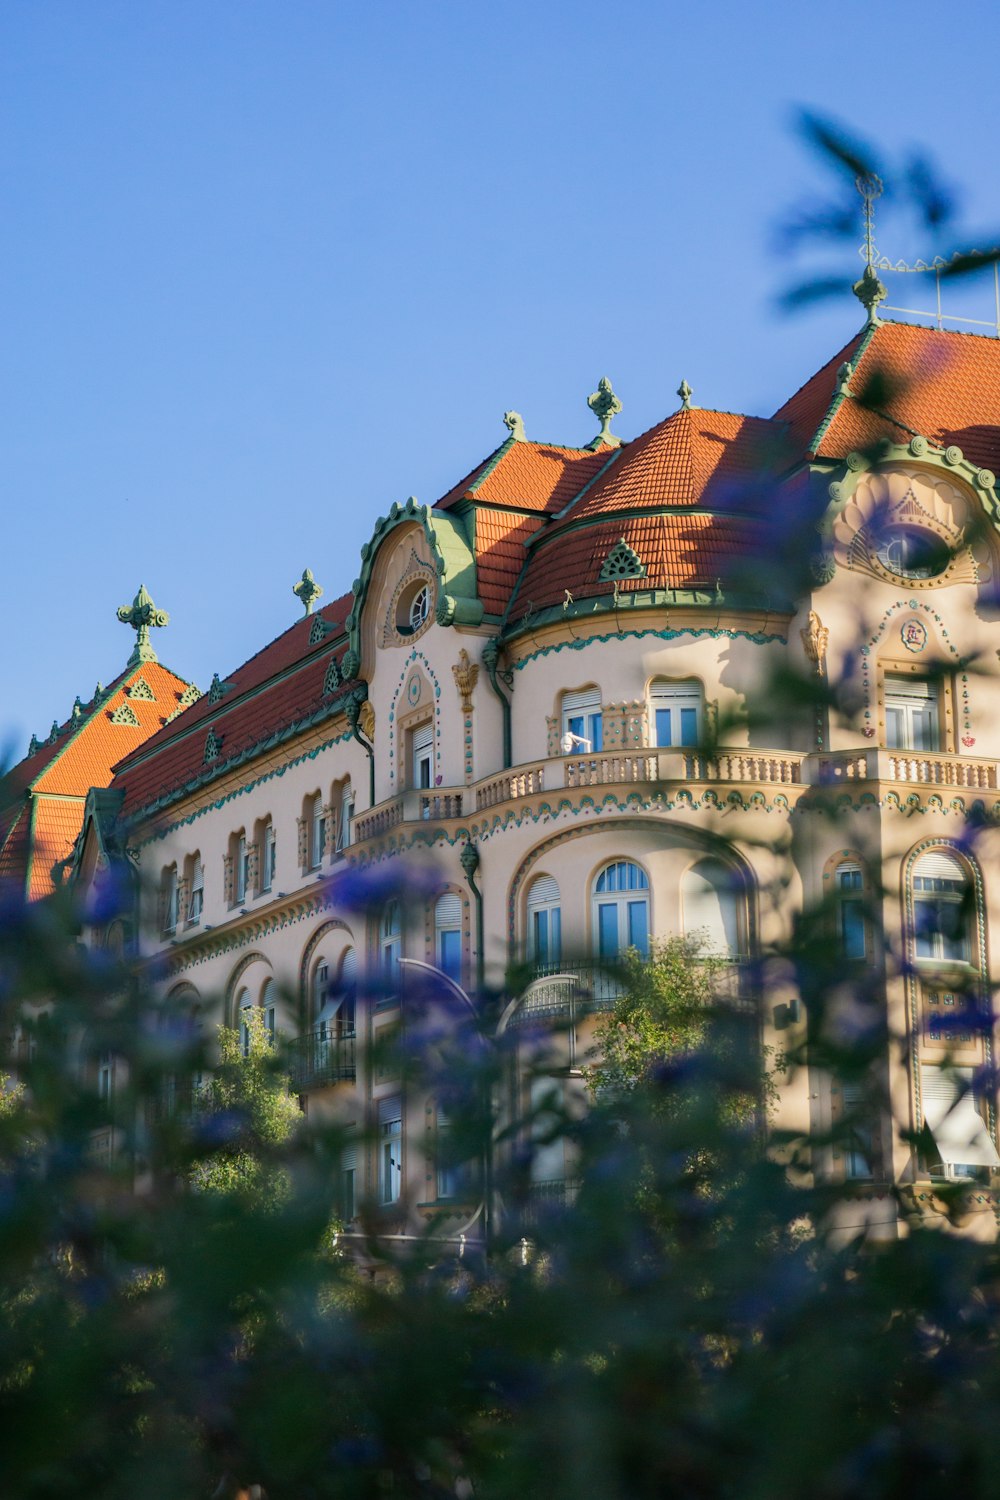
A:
[876,527,950,581]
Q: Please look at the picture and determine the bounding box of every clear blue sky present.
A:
[4,0,1000,759]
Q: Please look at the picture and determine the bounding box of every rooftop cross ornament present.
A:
[853,174,888,325]
[117,584,169,667]
[293,567,324,616]
[587,376,623,448]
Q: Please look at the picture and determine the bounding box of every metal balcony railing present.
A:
[289,1030,357,1091]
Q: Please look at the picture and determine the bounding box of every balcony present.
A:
[348,745,998,848]
[289,1030,356,1091]
[817,748,997,790]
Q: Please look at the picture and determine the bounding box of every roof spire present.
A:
[587,376,623,449]
[117,584,169,666]
[853,174,887,325]
[677,379,694,410]
[293,567,323,616]
[503,410,526,441]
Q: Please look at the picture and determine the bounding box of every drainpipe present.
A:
[460,839,485,993]
[344,690,375,807]
[482,637,512,770]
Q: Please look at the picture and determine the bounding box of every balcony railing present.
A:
[507,964,625,1028]
[818,749,997,790]
[347,746,998,845]
[289,1030,356,1091]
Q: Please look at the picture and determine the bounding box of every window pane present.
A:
[550,908,562,965]
[913,700,939,752]
[590,713,603,751]
[841,901,867,960]
[885,706,905,749]
[439,928,462,981]
[533,909,549,964]
[598,903,619,959]
[680,707,698,746]
[567,714,584,742]
[627,900,649,956]
[655,708,672,747]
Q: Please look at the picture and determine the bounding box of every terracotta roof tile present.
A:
[513,513,766,615]
[774,321,1000,470]
[27,798,86,900]
[474,510,544,614]
[0,803,30,893]
[437,440,611,515]
[565,409,793,519]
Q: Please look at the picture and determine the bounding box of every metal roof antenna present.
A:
[852,174,887,326]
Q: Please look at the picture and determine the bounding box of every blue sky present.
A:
[4,0,1000,758]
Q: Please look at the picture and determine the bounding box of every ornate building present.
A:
[56,310,1000,1241]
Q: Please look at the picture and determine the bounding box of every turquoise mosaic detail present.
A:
[387,649,443,788]
[510,625,787,671]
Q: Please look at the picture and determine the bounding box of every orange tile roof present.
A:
[437,439,611,515]
[0,657,193,897]
[513,512,767,616]
[564,409,794,519]
[27,798,87,900]
[774,320,1000,470]
[474,509,544,615]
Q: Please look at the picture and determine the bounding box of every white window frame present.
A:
[412,722,433,791]
[526,874,562,968]
[409,584,430,632]
[835,862,866,961]
[381,902,402,986]
[592,860,650,960]
[649,681,702,749]
[885,676,941,753]
[912,851,972,965]
[336,789,354,853]
[310,795,326,870]
[262,822,276,892]
[560,688,602,755]
[188,858,204,924]
[235,834,249,905]
[163,868,179,935]
[435,892,463,982]
[921,1064,1000,1178]
[379,1095,403,1203]
[840,1080,874,1180]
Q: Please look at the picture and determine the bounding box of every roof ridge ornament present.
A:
[503,411,526,442]
[586,377,623,449]
[293,567,323,616]
[677,380,694,410]
[117,584,169,666]
[853,175,887,326]
[835,360,854,397]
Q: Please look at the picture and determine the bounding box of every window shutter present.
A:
[885,676,934,700]
[340,947,357,983]
[413,723,433,752]
[914,850,964,882]
[435,892,462,928]
[561,688,600,715]
[378,1094,402,1127]
[528,874,560,907]
[921,1065,1000,1168]
[649,681,701,703]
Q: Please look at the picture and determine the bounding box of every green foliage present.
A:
[190,1007,301,1202]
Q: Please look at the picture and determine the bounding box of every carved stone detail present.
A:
[359,701,375,741]
[246,842,260,895]
[297,816,308,872]
[111,702,141,727]
[223,853,234,908]
[452,648,479,712]
[800,611,830,674]
[127,676,156,702]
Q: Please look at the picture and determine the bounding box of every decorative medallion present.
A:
[900,617,927,653]
[407,674,422,707]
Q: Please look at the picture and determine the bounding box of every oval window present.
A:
[396,580,432,635]
[875,527,951,580]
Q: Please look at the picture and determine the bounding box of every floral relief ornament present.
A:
[799,610,829,673]
[452,649,479,713]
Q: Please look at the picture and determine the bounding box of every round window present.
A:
[875,527,951,580]
[396,579,432,635]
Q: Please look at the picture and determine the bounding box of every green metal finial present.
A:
[117,584,169,666]
[71,696,84,725]
[852,263,888,325]
[27,734,39,757]
[835,360,854,397]
[47,720,60,744]
[677,380,694,410]
[587,377,623,448]
[503,411,526,442]
[293,567,324,617]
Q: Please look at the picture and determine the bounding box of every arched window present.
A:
[834,860,867,960]
[161,866,179,935]
[381,902,402,984]
[912,850,972,964]
[592,861,649,960]
[527,875,561,968]
[649,680,701,748]
[234,831,249,904]
[560,688,602,755]
[435,893,463,982]
[309,793,327,870]
[314,948,357,1039]
[187,855,204,924]
[681,859,740,958]
[261,820,276,893]
[261,978,277,1042]
[236,986,252,1057]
